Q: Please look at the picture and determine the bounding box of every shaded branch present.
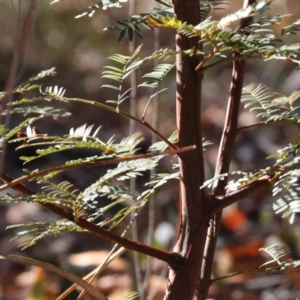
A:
[211,268,300,284]
[196,1,256,298]
[237,121,266,134]
[209,175,273,216]
[1,254,106,300]
[238,120,294,135]
[0,174,179,268]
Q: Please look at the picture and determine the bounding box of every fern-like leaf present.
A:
[259,243,300,271]
[7,220,83,250]
[101,0,229,42]
[272,169,300,224]
[0,68,56,100]
[241,83,277,117]
[242,83,300,123]
[102,45,143,107]
[139,63,174,89]
[79,155,164,229]
[1,117,42,149]
[75,0,128,19]
[69,124,101,142]
[123,291,139,300]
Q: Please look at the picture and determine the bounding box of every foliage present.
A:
[260,243,300,269]
[3,0,300,298]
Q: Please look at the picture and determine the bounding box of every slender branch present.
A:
[77,243,125,299]
[57,247,126,300]
[1,254,106,300]
[199,53,300,74]
[1,174,179,268]
[237,120,294,135]
[197,1,256,298]
[194,50,216,72]
[0,145,195,193]
[61,97,178,151]
[199,54,261,73]
[128,1,145,297]
[211,57,244,188]
[198,50,246,300]
[211,268,300,284]
[44,205,178,267]
[237,121,266,134]
[209,175,272,216]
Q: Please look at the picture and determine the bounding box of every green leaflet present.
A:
[242,83,300,122]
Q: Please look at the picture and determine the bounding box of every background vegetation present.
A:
[1,1,300,299]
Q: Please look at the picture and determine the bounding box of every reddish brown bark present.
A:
[2,1,278,299]
[196,1,256,298]
[166,1,210,299]
[167,1,258,299]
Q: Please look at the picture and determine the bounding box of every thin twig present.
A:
[56,247,126,300]
[237,121,266,134]
[211,268,300,284]
[64,97,178,151]
[127,1,145,297]
[0,145,195,193]
[1,254,106,300]
[144,26,161,294]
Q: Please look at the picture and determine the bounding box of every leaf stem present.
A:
[209,175,273,215]
[237,121,266,134]
[211,268,300,284]
[65,97,178,151]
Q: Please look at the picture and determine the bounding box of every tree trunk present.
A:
[166,1,256,299]
[166,1,211,299]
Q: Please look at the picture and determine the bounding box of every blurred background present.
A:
[1,0,300,299]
